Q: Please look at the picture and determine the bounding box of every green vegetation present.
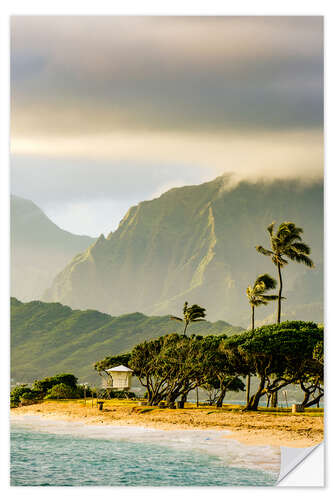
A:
[256,221,314,323]
[96,333,244,407]
[222,321,323,410]
[245,274,278,404]
[170,302,206,335]
[246,274,278,331]
[45,383,78,400]
[43,177,323,326]
[95,321,323,411]
[11,297,242,384]
[11,373,80,406]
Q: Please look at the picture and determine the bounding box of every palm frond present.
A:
[170,316,183,322]
[267,222,275,236]
[260,294,279,301]
[286,252,314,268]
[254,273,277,290]
[256,245,273,257]
[290,242,311,255]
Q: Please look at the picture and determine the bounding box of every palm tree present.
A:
[246,274,279,331]
[170,301,206,335]
[245,274,279,403]
[256,222,314,323]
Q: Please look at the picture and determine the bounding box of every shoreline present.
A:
[10,400,324,449]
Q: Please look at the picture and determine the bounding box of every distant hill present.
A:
[11,195,96,301]
[11,298,243,384]
[44,177,323,326]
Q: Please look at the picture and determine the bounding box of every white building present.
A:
[104,365,133,390]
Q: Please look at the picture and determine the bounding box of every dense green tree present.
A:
[256,222,314,323]
[223,321,323,410]
[198,335,245,407]
[170,301,206,335]
[129,337,167,405]
[94,353,131,376]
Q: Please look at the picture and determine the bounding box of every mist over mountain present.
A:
[11,298,242,384]
[43,176,323,327]
[11,195,96,301]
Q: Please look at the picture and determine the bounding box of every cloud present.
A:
[11,16,323,143]
[10,16,323,235]
[12,128,323,180]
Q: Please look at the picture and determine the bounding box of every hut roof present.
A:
[105,364,133,373]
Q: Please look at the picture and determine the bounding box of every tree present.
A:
[129,337,168,405]
[256,222,314,323]
[170,301,206,335]
[94,353,131,374]
[199,335,245,407]
[170,302,207,403]
[245,274,279,403]
[297,336,324,408]
[222,321,323,411]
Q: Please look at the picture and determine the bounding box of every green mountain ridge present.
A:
[11,195,96,301]
[43,176,323,327]
[11,297,243,384]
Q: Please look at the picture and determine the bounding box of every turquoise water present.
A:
[11,417,279,487]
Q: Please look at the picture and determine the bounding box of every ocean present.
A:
[11,415,280,487]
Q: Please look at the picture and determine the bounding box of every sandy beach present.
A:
[11,399,324,448]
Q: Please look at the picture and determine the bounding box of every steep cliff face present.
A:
[11,195,95,301]
[43,177,323,326]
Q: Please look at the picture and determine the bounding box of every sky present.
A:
[11,16,323,236]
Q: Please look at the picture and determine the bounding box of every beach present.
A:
[11,399,324,448]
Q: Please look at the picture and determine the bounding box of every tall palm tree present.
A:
[170,301,206,335]
[245,274,279,403]
[256,222,314,323]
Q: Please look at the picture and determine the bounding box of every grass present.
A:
[46,398,323,418]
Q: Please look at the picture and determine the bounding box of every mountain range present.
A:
[11,195,95,301]
[42,176,323,327]
[11,297,242,384]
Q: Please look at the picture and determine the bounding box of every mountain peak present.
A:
[43,178,323,326]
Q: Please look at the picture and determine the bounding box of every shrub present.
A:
[33,374,78,395]
[45,383,78,400]
[10,385,43,406]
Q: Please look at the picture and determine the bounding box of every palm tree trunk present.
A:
[246,306,255,404]
[246,375,251,404]
[183,322,188,335]
[251,305,255,330]
[277,263,283,324]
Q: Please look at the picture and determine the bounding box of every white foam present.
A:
[11,414,280,474]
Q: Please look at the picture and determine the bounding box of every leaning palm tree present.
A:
[256,222,314,323]
[170,301,206,335]
[245,274,279,403]
[246,274,279,331]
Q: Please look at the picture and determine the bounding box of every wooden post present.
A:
[292,404,304,413]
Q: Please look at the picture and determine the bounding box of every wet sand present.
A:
[11,399,324,448]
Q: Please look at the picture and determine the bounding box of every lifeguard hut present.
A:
[104,365,133,391]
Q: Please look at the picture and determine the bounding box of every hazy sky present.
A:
[11,16,323,236]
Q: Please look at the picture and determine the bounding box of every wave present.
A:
[11,414,280,474]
